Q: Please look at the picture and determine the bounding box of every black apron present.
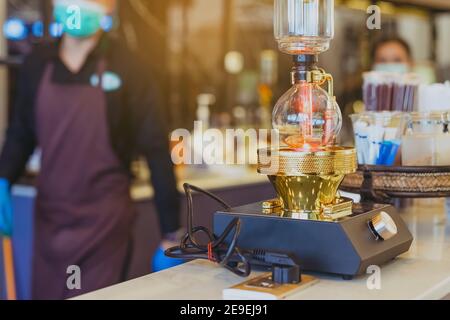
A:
[33,61,135,300]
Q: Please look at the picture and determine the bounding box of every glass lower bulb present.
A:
[273,81,342,150]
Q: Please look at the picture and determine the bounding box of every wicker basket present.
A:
[341,165,450,199]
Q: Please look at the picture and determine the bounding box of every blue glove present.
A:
[152,246,185,272]
[0,178,13,237]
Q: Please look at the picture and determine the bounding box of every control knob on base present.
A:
[369,211,398,241]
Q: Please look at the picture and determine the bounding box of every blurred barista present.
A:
[0,0,181,299]
[372,37,414,168]
[372,36,413,73]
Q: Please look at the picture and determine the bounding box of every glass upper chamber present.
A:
[274,0,335,55]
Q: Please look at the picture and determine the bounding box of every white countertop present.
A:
[76,199,450,300]
[13,166,269,201]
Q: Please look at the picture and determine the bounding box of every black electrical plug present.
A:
[250,250,302,284]
[272,264,301,284]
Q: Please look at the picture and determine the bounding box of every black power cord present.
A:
[165,184,302,284]
[165,183,251,277]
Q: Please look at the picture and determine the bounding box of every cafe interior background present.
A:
[1,0,450,300]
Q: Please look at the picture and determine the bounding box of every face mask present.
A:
[54,0,106,38]
[373,63,409,74]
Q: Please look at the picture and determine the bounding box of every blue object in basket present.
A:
[377,140,401,166]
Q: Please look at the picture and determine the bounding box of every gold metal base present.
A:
[258,147,357,221]
[321,196,354,221]
[258,146,357,176]
[268,174,345,220]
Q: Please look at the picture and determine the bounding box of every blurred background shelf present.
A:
[388,0,450,11]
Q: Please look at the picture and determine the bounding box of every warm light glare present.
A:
[3,18,28,41]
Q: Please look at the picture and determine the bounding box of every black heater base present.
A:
[213,202,413,278]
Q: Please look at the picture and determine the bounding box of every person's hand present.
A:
[151,230,185,272]
[0,178,13,237]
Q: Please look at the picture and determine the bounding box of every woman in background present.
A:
[372,36,413,73]
[0,0,181,299]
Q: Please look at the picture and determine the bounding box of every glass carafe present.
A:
[273,80,342,150]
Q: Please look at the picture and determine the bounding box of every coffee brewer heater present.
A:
[213,0,413,279]
[166,0,413,281]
